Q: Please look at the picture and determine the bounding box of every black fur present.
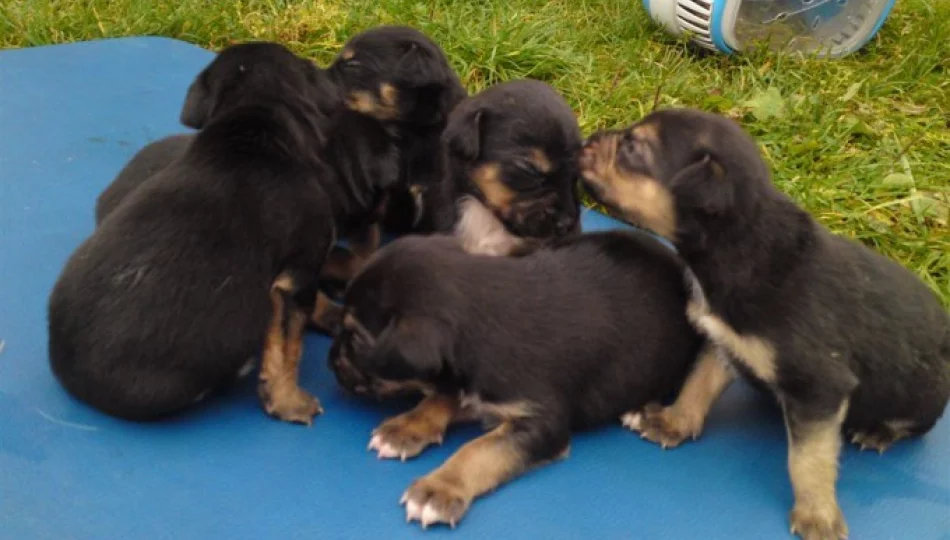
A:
[443,79,583,240]
[329,231,702,460]
[95,134,193,224]
[48,42,398,421]
[583,107,950,439]
[329,26,468,233]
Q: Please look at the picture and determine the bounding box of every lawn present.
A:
[2,0,947,304]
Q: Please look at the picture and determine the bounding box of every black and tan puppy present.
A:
[329,25,468,239]
[444,79,583,251]
[328,232,703,528]
[48,42,397,424]
[578,108,950,540]
[95,134,193,224]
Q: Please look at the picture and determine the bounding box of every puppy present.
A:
[95,134,193,224]
[444,79,583,246]
[328,232,703,528]
[329,25,468,236]
[48,42,397,424]
[578,108,950,540]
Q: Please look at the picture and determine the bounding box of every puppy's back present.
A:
[95,134,194,224]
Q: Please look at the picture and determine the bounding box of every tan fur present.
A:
[340,48,355,60]
[622,343,736,448]
[471,163,516,212]
[379,83,398,107]
[454,197,524,256]
[528,147,553,173]
[786,400,850,540]
[459,393,535,423]
[578,134,677,239]
[310,291,342,332]
[259,276,322,424]
[370,394,461,460]
[402,422,529,527]
[345,90,400,120]
[687,299,778,384]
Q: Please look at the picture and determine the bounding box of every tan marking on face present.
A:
[786,400,849,539]
[369,394,461,460]
[631,122,660,144]
[471,163,516,212]
[379,83,398,107]
[341,48,355,60]
[258,283,322,425]
[401,422,531,527]
[528,147,553,174]
[579,133,677,239]
[345,90,400,121]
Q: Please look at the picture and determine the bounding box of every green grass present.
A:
[2,0,948,304]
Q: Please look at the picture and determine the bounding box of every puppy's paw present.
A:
[621,403,698,449]
[369,413,445,461]
[261,384,323,426]
[401,474,471,529]
[790,502,848,540]
[848,426,909,455]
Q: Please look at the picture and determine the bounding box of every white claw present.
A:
[421,504,442,528]
[368,434,381,451]
[377,442,400,459]
[406,499,423,522]
[400,492,409,505]
[400,451,408,462]
[621,412,643,430]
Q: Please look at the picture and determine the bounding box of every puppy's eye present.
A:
[343,59,363,72]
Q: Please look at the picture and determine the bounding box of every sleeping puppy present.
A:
[328,232,703,528]
[329,25,468,238]
[444,79,583,247]
[95,134,193,224]
[48,42,397,424]
[578,108,950,540]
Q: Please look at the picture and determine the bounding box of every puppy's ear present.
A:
[443,107,484,161]
[670,154,733,215]
[180,71,215,129]
[393,42,442,88]
[368,317,449,380]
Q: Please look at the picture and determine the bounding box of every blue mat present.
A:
[0,37,947,540]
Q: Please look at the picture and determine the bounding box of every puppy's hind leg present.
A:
[370,394,461,461]
[258,274,323,425]
[401,416,569,529]
[848,419,916,454]
[785,399,850,540]
[623,343,735,448]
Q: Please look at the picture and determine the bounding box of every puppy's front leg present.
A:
[310,291,344,336]
[402,418,569,529]
[623,343,735,448]
[369,394,460,461]
[259,275,323,425]
[785,399,849,540]
[319,224,382,283]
